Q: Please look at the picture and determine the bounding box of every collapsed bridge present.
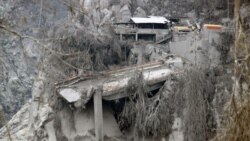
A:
[56,59,182,141]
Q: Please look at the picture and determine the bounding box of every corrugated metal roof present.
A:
[131,16,170,24]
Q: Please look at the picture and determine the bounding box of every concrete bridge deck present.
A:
[56,60,180,141]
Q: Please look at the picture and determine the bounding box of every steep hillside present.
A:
[0,0,236,141]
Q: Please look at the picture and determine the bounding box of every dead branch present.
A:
[0,24,83,57]
[60,0,85,14]
[0,24,85,70]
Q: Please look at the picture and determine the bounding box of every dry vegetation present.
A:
[217,32,234,64]
[1,0,249,140]
[42,24,134,140]
[118,73,176,139]
[117,67,216,140]
[213,0,250,141]
[0,106,5,128]
[183,68,216,141]
[39,23,133,84]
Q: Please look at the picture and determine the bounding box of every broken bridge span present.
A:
[56,59,182,141]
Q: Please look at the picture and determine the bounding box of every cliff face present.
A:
[0,0,68,119]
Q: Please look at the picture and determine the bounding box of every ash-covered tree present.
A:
[129,0,138,16]
[194,0,234,19]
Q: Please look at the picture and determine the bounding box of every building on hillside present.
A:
[114,16,172,44]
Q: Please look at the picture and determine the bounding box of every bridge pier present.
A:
[120,34,123,40]
[135,33,138,41]
[94,88,103,141]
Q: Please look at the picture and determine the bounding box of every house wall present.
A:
[115,27,170,42]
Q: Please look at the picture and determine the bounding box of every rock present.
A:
[5,76,32,117]
[120,0,130,6]
[84,0,93,12]
[100,8,113,26]
[0,103,30,141]
[0,0,67,119]
[134,7,146,17]
[136,0,146,8]
[111,4,121,20]
[100,0,110,10]
[119,5,131,22]
[22,39,41,60]
[0,3,11,21]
